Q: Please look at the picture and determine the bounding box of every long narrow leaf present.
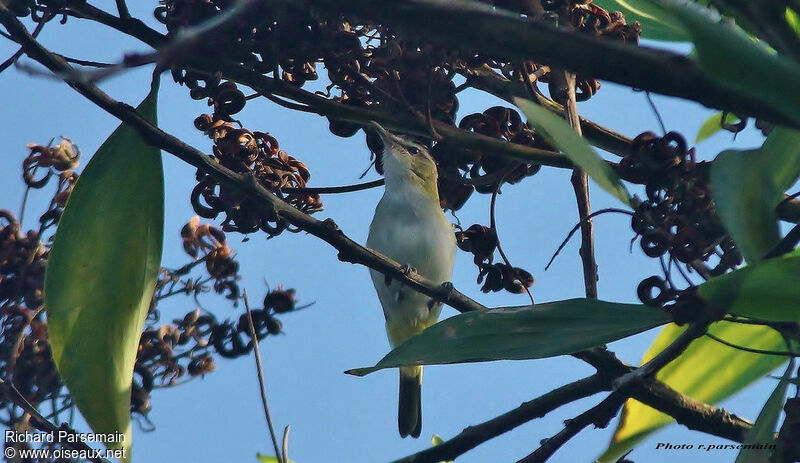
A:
[599,322,787,462]
[347,299,668,376]
[711,149,781,263]
[698,250,800,322]
[514,97,631,206]
[665,2,800,126]
[735,360,794,463]
[696,112,740,143]
[711,128,800,263]
[44,80,163,460]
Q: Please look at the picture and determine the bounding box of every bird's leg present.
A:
[439,281,454,299]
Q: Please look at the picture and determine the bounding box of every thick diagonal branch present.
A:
[0,6,486,314]
[395,347,751,463]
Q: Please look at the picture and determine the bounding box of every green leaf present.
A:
[257,455,294,463]
[44,79,163,460]
[711,149,780,263]
[761,128,800,193]
[592,0,689,41]
[711,128,800,262]
[430,434,454,463]
[598,322,787,463]
[735,360,793,463]
[698,250,800,322]
[696,112,740,143]
[665,2,800,126]
[347,299,668,376]
[514,97,631,206]
[787,8,800,39]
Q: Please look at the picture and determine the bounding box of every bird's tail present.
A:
[398,365,422,438]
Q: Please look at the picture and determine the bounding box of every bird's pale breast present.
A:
[367,187,456,344]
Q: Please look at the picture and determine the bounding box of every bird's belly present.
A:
[367,207,455,330]
[369,218,453,283]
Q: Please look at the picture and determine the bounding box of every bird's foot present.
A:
[439,281,454,298]
[399,264,417,277]
[386,264,416,286]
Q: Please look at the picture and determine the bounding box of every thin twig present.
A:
[243,290,284,463]
[764,223,800,259]
[559,69,598,299]
[545,208,633,271]
[516,393,626,463]
[490,165,534,305]
[281,426,291,463]
[115,0,130,19]
[0,15,48,73]
[263,91,320,113]
[18,185,30,226]
[612,319,713,390]
[57,54,114,68]
[704,332,800,357]
[282,178,384,194]
[424,65,441,140]
[644,91,667,135]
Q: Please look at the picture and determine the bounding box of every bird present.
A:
[366,121,457,438]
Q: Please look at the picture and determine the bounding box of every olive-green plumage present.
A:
[366,122,456,438]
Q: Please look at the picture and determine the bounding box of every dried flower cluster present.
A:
[456,224,534,294]
[2,144,302,446]
[158,0,639,215]
[619,132,742,315]
[433,106,545,209]
[191,80,322,237]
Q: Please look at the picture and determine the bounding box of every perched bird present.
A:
[366,121,457,438]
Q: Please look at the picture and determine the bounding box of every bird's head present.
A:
[369,121,439,197]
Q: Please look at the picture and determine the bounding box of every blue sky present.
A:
[0,5,782,463]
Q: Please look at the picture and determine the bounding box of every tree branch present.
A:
[60,0,800,223]
[295,0,799,128]
[575,347,751,442]
[517,392,626,463]
[457,64,633,156]
[395,346,751,463]
[553,67,599,300]
[390,374,607,463]
[0,5,764,460]
[0,6,486,314]
[629,380,751,443]
[56,0,800,228]
[63,0,576,171]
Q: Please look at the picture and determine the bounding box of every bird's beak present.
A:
[369,121,399,146]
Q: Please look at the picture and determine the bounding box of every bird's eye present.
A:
[408,146,420,155]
